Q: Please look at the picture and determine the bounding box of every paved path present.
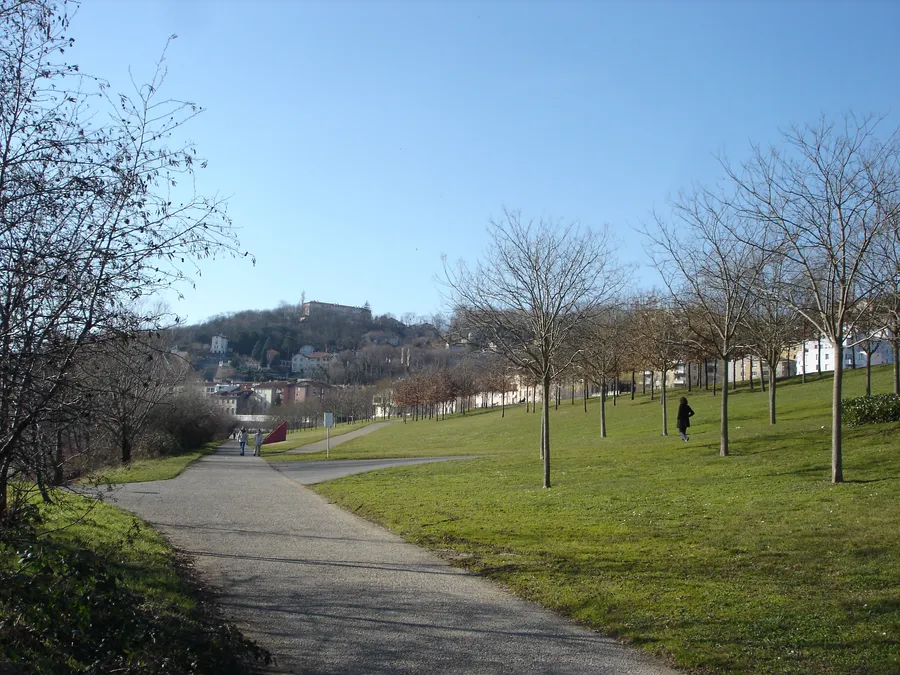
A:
[283,421,396,454]
[111,441,681,674]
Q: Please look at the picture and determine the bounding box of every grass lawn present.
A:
[84,441,221,484]
[310,366,900,674]
[0,491,268,673]
[260,419,383,456]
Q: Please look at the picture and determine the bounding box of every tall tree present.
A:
[0,2,246,517]
[646,190,764,456]
[727,114,900,482]
[443,208,625,488]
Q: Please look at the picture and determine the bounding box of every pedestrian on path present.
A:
[253,428,264,456]
[676,397,694,442]
[239,427,248,455]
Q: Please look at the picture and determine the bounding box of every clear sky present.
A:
[69,0,900,325]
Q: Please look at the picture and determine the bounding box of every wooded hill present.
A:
[171,303,443,363]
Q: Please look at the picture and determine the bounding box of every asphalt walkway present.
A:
[283,421,396,454]
[112,439,681,674]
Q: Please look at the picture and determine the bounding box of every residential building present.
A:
[796,335,895,374]
[211,334,229,354]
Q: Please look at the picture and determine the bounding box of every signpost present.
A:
[323,412,334,458]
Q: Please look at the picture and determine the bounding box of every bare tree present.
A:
[577,304,628,438]
[628,294,685,437]
[741,257,804,424]
[0,3,248,517]
[443,208,625,488]
[727,114,900,482]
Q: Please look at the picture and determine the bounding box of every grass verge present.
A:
[0,491,270,673]
[310,366,900,674]
[83,441,221,484]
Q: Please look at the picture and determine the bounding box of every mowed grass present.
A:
[260,419,382,456]
[311,366,900,674]
[84,441,221,484]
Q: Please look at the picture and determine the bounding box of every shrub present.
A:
[842,393,900,427]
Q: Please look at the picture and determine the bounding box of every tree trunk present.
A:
[542,377,551,488]
[720,357,729,456]
[768,355,777,425]
[642,372,646,395]
[817,336,822,377]
[687,362,692,392]
[0,459,9,520]
[501,391,505,418]
[661,370,668,436]
[893,341,900,395]
[121,434,132,464]
[631,370,636,400]
[802,344,807,384]
[583,382,588,413]
[704,360,709,390]
[732,360,737,390]
[53,429,64,486]
[600,381,607,438]
[713,360,718,395]
[650,372,655,401]
[571,380,575,405]
[865,353,872,398]
[749,355,754,391]
[832,342,844,483]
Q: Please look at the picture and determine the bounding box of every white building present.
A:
[797,334,894,374]
[211,334,229,354]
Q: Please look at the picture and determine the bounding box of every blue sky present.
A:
[71,0,900,325]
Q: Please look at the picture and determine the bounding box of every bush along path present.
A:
[111,439,682,674]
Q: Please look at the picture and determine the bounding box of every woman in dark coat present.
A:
[676,397,694,442]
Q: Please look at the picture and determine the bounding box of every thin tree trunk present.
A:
[802,344,807,384]
[713,360,718,396]
[732,360,737,390]
[53,428,65,486]
[720,357,729,456]
[583,382,588,413]
[704,360,709,390]
[661,370,668,436]
[749,355,755,391]
[893,341,900,395]
[687,362,692,392]
[631,370,636,400]
[832,343,844,483]
[817,336,822,377]
[571,380,575,405]
[768,355,777,425]
[600,381,607,438]
[865,354,872,397]
[642,371,646,395]
[542,377,551,488]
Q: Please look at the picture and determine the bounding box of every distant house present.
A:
[291,351,338,378]
[294,379,332,403]
[211,334,229,354]
[252,381,298,407]
[210,390,265,416]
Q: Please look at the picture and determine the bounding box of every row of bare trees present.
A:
[443,115,900,488]
[0,1,246,519]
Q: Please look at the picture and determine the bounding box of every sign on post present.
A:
[323,412,334,458]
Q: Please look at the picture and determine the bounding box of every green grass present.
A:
[260,418,384,456]
[310,366,900,674]
[0,491,269,673]
[84,441,221,484]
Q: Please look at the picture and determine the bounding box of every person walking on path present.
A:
[253,428,264,456]
[239,427,248,455]
[676,397,694,442]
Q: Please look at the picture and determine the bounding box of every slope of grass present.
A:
[312,366,900,674]
[0,491,269,673]
[84,441,221,484]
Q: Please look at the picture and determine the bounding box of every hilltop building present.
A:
[300,301,370,320]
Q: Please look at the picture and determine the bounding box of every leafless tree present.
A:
[726,114,900,482]
[645,189,765,455]
[443,208,626,487]
[0,3,248,517]
[628,294,685,437]
[741,257,804,424]
[577,304,628,437]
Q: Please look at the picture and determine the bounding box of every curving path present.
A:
[283,421,396,454]
[111,439,681,674]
